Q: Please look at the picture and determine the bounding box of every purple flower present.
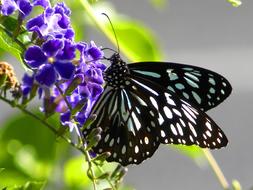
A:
[0,0,32,18]
[26,2,74,40]
[21,73,34,96]
[24,38,76,87]
[50,41,106,130]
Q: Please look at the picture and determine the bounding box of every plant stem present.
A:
[202,149,229,190]
[77,0,135,61]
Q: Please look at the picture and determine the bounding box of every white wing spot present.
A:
[164,92,176,106]
[165,139,169,143]
[163,106,173,119]
[189,135,194,142]
[149,110,155,117]
[180,118,186,127]
[98,149,103,153]
[205,121,212,131]
[158,113,164,125]
[170,124,178,135]
[150,96,158,109]
[128,157,133,162]
[151,121,155,127]
[173,108,182,117]
[217,138,221,144]
[132,79,158,96]
[132,112,141,131]
[178,139,182,143]
[212,142,216,146]
[135,145,139,153]
[206,130,212,137]
[218,132,223,137]
[189,122,197,137]
[144,137,149,144]
[203,134,207,139]
[182,139,186,144]
[170,138,174,142]
[176,123,184,136]
[121,145,126,154]
[109,138,114,147]
[160,130,166,138]
[113,152,117,158]
[104,134,110,143]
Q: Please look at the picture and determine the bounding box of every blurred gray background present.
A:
[0,0,252,189]
[105,0,253,190]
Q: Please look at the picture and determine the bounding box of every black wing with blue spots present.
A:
[128,62,232,111]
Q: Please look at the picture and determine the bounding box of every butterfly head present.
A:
[103,53,130,88]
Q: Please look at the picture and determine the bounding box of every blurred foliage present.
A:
[0,111,59,189]
[227,0,242,7]
[149,0,168,9]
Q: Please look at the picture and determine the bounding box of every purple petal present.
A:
[0,0,17,15]
[17,0,32,18]
[64,28,75,40]
[26,15,45,36]
[88,83,103,99]
[60,111,71,124]
[88,47,103,60]
[42,39,63,57]
[54,3,71,16]
[56,40,76,60]
[33,0,51,8]
[54,61,75,79]
[25,46,47,68]
[78,83,90,98]
[35,64,56,86]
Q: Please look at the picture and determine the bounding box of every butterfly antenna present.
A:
[101,13,120,54]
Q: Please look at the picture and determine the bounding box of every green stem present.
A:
[202,149,229,190]
[77,0,135,61]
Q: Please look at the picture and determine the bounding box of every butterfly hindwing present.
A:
[129,62,232,111]
[129,75,228,148]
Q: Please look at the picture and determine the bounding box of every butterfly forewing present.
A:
[129,62,232,111]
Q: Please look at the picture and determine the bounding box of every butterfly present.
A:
[83,53,232,166]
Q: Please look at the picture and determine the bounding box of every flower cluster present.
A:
[0,1,106,135]
[0,0,49,18]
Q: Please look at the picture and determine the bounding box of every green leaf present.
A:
[0,28,26,69]
[7,181,45,190]
[0,168,5,173]
[169,145,207,166]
